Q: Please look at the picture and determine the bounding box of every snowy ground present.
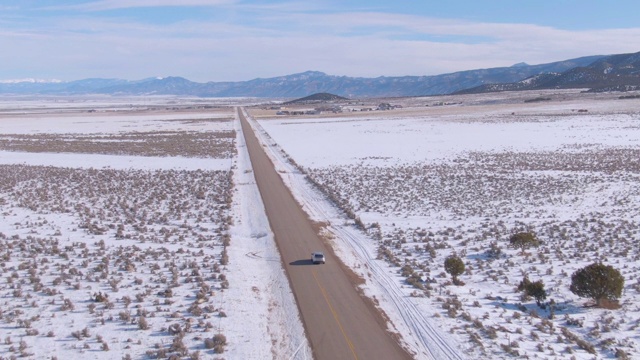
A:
[1,91,639,360]
[0,98,309,359]
[254,90,640,359]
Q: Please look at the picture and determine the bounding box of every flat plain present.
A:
[253,89,640,359]
[0,97,309,360]
[0,90,639,360]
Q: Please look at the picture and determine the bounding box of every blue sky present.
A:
[1,0,639,82]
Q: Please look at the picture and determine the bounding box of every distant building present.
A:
[314,105,342,113]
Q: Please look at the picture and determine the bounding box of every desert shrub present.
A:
[205,333,227,353]
[615,348,630,359]
[220,279,229,289]
[168,323,183,336]
[188,303,203,316]
[500,343,519,356]
[406,272,424,289]
[564,315,584,327]
[146,348,168,359]
[486,241,503,259]
[138,316,149,330]
[220,249,229,265]
[19,340,29,352]
[170,334,188,356]
[119,311,131,322]
[92,292,109,302]
[570,262,624,307]
[400,264,414,277]
[561,327,596,354]
[60,298,75,311]
[212,333,226,346]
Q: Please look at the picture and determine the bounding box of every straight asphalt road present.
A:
[238,108,413,360]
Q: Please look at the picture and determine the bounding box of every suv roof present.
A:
[312,252,325,264]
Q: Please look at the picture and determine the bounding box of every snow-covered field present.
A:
[254,90,640,359]
[0,98,309,359]
[1,91,639,360]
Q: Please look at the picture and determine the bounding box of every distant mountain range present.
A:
[455,51,640,94]
[1,52,638,98]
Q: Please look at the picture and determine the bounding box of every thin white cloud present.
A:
[54,0,236,12]
[3,6,640,81]
[286,11,632,43]
[234,1,325,13]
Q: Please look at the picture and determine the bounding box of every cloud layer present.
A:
[1,1,639,81]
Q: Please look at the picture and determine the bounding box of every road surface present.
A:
[238,108,413,360]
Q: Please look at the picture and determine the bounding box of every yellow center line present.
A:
[311,269,359,360]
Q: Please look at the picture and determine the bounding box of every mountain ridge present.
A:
[0,54,627,98]
[455,51,640,94]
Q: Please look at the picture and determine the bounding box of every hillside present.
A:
[455,51,640,94]
[283,92,348,104]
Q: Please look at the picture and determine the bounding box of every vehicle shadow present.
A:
[289,259,316,266]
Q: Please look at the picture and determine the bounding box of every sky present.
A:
[1,0,639,82]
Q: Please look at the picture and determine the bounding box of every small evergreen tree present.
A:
[509,232,540,255]
[444,255,465,285]
[517,276,547,307]
[527,280,547,306]
[570,262,624,308]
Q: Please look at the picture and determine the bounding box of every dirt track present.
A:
[238,108,412,360]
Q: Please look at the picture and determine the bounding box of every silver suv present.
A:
[311,252,325,264]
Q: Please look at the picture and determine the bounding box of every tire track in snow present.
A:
[336,227,464,360]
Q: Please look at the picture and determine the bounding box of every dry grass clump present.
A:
[299,146,640,358]
[0,164,234,357]
[0,129,236,158]
[204,333,227,353]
